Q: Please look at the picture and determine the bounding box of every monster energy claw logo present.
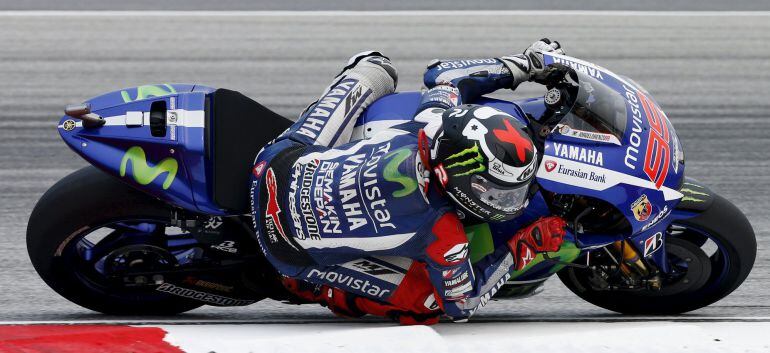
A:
[120,146,178,189]
[444,143,485,176]
[120,84,177,103]
[680,182,709,203]
[384,148,418,198]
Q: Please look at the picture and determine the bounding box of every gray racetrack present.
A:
[0,12,768,322]
[3,0,770,11]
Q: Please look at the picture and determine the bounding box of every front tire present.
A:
[558,194,756,314]
[27,166,204,315]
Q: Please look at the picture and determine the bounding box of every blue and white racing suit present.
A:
[250,53,532,320]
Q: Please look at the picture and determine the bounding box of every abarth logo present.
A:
[631,194,652,222]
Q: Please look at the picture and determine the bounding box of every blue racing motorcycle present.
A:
[27,54,756,316]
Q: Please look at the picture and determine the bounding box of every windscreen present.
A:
[558,72,628,140]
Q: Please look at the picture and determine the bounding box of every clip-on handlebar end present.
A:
[65,103,105,128]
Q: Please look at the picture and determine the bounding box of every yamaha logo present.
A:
[62,119,76,131]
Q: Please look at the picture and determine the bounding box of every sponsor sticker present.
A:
[552,142,604,166]
[314,160,341,236]
[443,243,469,264]
[252,161,267,178]
[203,216,223,230]
[442,267,461,279]
[306,268,391,298]
[643,232,663,257]
[623,85,672,189]
[156,283,255,306]
[554,124,621,145]
[210,240,237,254]
[350,259,398,276]
[296,78,358,140]
[62,119,76,131]
[264,168,296,249]
[518,244,536,270]
[641,205,670,232]
[120,146,178,190]
[544,160,557,172]
[631,194,652,222]
[443,271,470,287]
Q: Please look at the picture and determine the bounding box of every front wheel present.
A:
[558,194,756,314]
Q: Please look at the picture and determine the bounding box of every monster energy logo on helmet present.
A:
[444,143,485,176]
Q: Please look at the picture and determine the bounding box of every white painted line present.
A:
[0,10,769,17]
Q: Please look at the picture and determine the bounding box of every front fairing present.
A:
[536,53,685,238]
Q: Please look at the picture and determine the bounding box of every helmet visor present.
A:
[470,174,530,214]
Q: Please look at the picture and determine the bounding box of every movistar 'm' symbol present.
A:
[384,148,417,198]
[120,84,177,103]
[120,146,178,189]
[444,143,485,176]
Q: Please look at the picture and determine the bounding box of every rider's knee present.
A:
[342,51,398,98]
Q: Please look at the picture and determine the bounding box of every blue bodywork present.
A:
[57,55,697,282]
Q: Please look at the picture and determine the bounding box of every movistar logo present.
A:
[444,143,485,176]
[120,146,178,189]
[120,84,177,103]
[383,148,417,198]
[680,182,709,203]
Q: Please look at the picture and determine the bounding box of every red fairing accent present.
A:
[426,212,469,267]
[0,325,183,353]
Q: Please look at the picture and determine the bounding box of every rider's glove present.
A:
[498,38,565,89]
[507,216,568,270]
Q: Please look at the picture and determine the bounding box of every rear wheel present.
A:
[27,167,206,315]
[558,194,756,314]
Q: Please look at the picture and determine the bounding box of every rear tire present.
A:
[27,166,204,315]
[558,194,756,314]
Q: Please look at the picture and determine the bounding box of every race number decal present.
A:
[638,92,671,189]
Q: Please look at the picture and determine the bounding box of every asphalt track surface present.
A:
[3,0,770,11]
[0,11,768,323]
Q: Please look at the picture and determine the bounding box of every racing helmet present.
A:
[431,105,537,222]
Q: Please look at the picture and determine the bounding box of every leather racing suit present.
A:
[250,48,565,322]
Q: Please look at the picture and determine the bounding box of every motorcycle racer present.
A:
[249,39,569,323]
